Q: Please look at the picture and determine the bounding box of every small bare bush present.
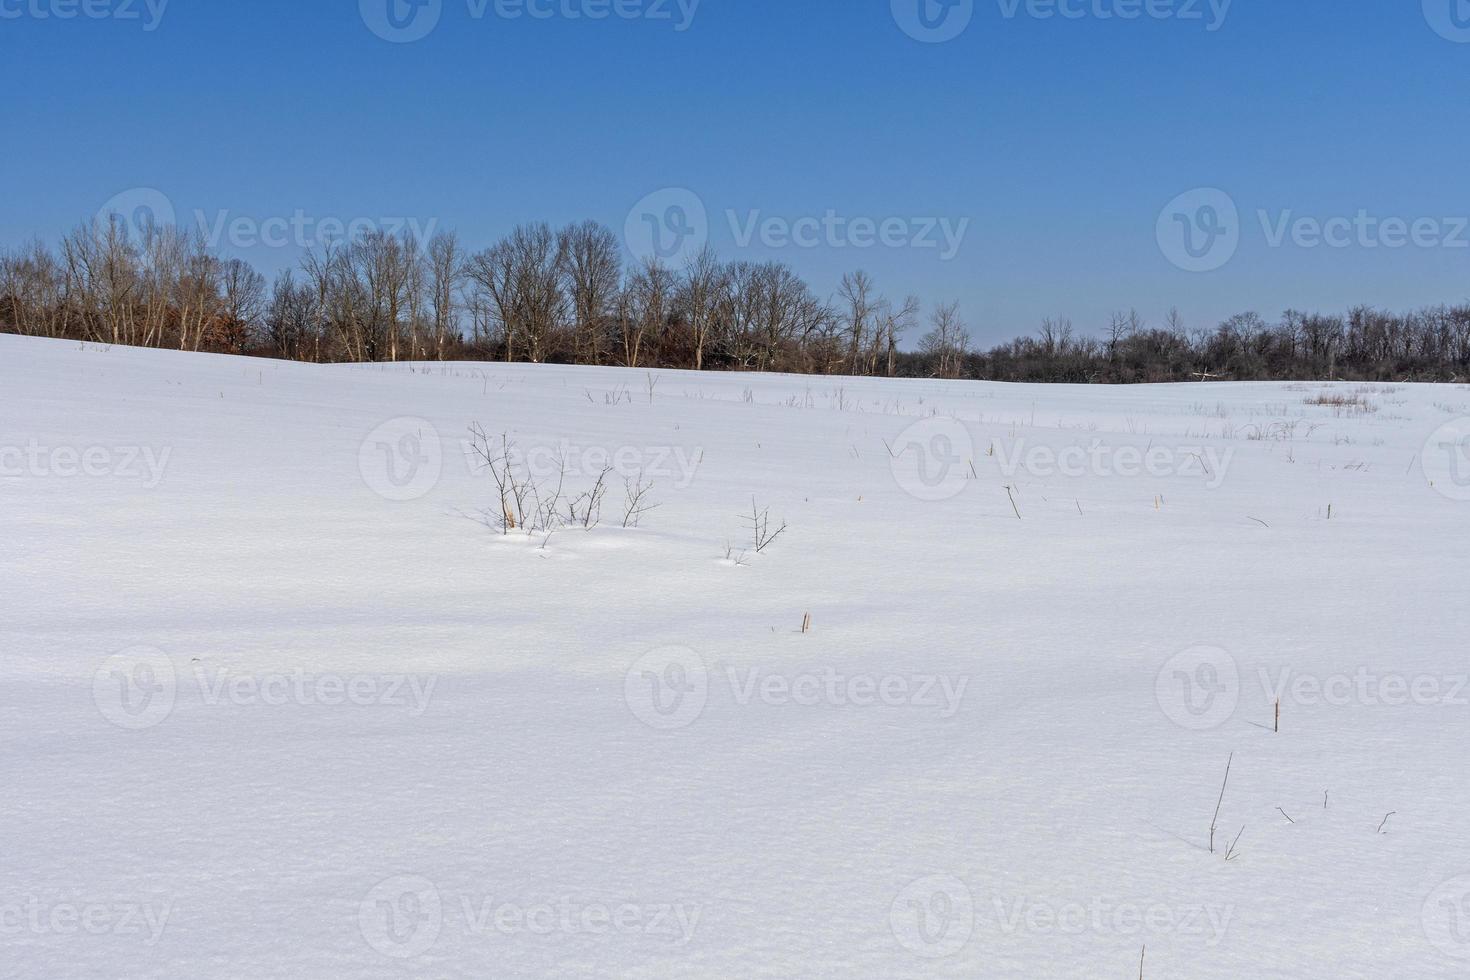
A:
[468,424,640,538]
[622,475,659,528]
[1305,392,1379,416]
[740,498,788,554]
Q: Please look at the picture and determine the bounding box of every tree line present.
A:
[3,216,1469,382]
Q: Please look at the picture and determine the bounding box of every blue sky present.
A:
[2,0,1468,346]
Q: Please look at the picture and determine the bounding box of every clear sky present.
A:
[3,0,1468,346]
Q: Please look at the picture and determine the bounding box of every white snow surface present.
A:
[4,333,1470,978]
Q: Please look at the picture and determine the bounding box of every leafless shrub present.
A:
[1189,401,1232,419]
[469,424,534,534]
[622,474,659,528]
[1242,419,1319,442]
[566,466,613,529]
[1305,392,1379,416]
[740,498,788,554]
[468,424,639,538]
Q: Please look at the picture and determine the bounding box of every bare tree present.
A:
[618,258,674,368]
[467,223,565,363]
[218,258,266,352]
[466,237,518,360]
[921,301,969,379]
[1106,309,1141,362]
[838,269,877,375]
[265,270,317,360]
[61,218,141,346]
[0,240,65,338]
[879,294,920,377]
[677,244,727,371]
[426,231,465,361]
[557,221,619,365]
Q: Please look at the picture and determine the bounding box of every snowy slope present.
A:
[3,333,1470,979]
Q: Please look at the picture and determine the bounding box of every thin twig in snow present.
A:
[1210,753,1234,855]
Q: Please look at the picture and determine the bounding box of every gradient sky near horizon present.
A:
[3,0,1468,346]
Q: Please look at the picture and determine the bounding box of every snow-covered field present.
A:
[4,333,1470,979]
